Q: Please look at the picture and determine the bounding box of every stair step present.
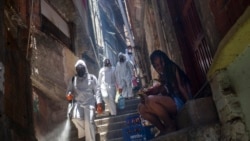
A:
[69,96,221,141]
[95,103,139,119]
[99,129,123,141]
[96,121,125,133]
[106,137,123,141]
[95,112,139,126]
[95,97,141,141]
[67,97,141,141]
[95,97,140,119]
[152,123,220,141]
[97,97,221,141]
[123,97,141,105]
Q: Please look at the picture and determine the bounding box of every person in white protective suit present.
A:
[98,58,117,116]
[66,59,103,141]
[115,52,134,99]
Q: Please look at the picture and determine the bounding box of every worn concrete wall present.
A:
[31,31,77,102]
[143,1,158,79]
[126,0,183,85]
[156,1,184,70]
[29,0,103,140]
[48,0,99,76]
[210,70,249,140]
[29,31,75,141]
[208,7,250,140]
[193,0,220,55]
[154,123,221,141]
[143,1,184,80]
[125,0,153,86]
[208,7,250,78]
[2,0,38,140]
[227,47,250,134]
[1,0,95,140]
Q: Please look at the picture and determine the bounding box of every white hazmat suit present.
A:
[115,53,134,99]
[98,58,117,116]
[66,60,102,141]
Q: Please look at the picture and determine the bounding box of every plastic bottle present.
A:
[118,94,125,110]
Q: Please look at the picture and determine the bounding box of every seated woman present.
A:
[138,50,192,135]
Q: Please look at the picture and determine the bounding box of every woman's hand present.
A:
[143,84,161,95]
[137,90,147,104]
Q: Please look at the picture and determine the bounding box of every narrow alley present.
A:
[0,0,250,141]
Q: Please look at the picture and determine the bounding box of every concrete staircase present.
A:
[69,96,221,141]
[95,97,141,141]
[154,97,221,141]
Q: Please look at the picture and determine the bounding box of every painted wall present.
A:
[208,7,250,139]
[227,46,250,132]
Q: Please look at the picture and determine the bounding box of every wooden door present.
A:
[182,0,213,83]
[172,0,214,96]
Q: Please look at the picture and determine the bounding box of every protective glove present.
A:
[66,93,73,101]
[96,103,103,114]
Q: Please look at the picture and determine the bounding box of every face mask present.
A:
[104,59,111,67]
[104,63,110,67]
[119,57,125,63]
[76,64,86,77]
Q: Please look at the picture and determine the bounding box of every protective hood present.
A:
[103,58,111,67]
[118,52,126,62]
[75,59,89,73]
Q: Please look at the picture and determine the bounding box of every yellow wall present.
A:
[208,6,250,132]
[208,7,250,80]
